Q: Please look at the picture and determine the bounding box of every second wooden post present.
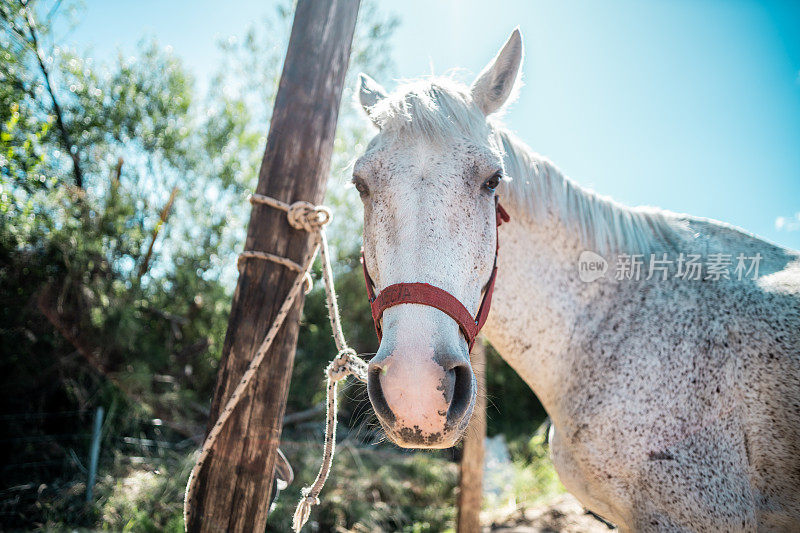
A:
[457,338,487,532]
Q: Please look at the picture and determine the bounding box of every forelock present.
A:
[370,77,492,142]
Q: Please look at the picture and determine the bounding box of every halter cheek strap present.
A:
[361,199,510,350]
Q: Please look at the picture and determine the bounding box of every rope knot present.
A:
[326,348,357,382]
[287,201,331,233]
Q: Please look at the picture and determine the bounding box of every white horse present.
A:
[353,29,800,532]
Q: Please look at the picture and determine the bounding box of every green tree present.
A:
[0,0,398,528]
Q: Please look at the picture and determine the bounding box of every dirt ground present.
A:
[482,494,615,532]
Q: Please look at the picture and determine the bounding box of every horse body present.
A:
[355,29,800,531]
[484,142,800,531]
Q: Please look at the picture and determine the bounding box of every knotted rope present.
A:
[183,193,367,532]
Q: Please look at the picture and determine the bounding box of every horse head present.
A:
[354,30,523,448]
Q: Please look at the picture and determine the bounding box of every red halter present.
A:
[361,199,510,350]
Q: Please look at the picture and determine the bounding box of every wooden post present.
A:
[457,339,487,533]
[186,2,360,531]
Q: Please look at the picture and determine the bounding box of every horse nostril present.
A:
[446,363,474,427]
[367,350,474,436]
[367,363,395,424]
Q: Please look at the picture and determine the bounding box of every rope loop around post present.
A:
[241,194,333,293]
[237,250,313,294]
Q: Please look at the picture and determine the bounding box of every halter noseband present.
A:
[361,198,510,350]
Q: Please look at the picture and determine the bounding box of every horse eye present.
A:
[484,172,502,191]
[352,177,369,196]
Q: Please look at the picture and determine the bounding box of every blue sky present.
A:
[61,0,800,249]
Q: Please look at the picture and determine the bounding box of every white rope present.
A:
[183,193,367,532]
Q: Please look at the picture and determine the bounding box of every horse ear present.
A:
[358,73,388,126]
[471,29,523,115]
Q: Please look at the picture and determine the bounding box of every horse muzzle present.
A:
[367,340,475,448]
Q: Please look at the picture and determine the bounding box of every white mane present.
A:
[370,76,685,254]
[498,130,685,254]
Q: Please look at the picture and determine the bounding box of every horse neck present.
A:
[483,202,593,419]
[482,133,652,419]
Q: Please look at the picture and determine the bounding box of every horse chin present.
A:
[382,425,464,450]
[375,403,474,449]
[396,440,455,450]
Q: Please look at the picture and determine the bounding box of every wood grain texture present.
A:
[186,1,360,531]
[457,339,487,533]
